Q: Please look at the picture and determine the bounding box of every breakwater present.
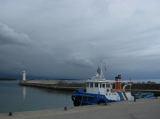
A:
[19,80,160,96]
[19,80,85,91]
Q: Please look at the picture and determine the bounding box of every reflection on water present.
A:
[22,85,73,95]
[20,86,74,111]
[0,81,74,113]
[22,87,26,100]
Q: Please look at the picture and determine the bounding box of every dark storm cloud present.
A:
[0,23,31,46]
[0,0,160,79]
[67,54,94,68]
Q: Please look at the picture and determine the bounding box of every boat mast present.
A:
[97,61,105,79]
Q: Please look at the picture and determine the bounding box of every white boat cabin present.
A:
[86,73,133,101]
[86,73,114,94]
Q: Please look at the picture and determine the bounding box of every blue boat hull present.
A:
[72,89,155,106]
[72,89,115,106]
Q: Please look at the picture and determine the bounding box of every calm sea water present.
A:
[0,80,78,113]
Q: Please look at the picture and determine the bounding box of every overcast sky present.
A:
[0,0,160,80]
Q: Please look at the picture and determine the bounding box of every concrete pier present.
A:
[0,97,159,119]
[19,80,85,91]
[19,80,160,96]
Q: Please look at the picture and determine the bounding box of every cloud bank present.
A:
[0,0,160,80]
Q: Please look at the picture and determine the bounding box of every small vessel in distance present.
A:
[71,61,134,106]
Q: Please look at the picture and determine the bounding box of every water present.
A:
[0,80,75,113]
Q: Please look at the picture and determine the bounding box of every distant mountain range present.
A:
[0,73,21,79]
[0,72,78,80]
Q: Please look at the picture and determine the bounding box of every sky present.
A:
[0,0,160,80]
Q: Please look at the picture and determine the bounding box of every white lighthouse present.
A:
[22,71,26,81]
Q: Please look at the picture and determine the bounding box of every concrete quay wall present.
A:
[0,98,160,119]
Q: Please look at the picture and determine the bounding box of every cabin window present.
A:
[102,84,105,88]
[106,84,110,88]
[86,83,89,87]
[90,83,93,88]
[95,83,98,87]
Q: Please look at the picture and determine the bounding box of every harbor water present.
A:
[0,80,76,113]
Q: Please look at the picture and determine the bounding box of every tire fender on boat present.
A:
[98,100,106,104]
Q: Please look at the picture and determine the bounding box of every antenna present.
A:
[99,61,105,78]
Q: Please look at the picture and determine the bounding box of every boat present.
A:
[71,61,154,106]
[131,91,154,99]
[71,61,134,106]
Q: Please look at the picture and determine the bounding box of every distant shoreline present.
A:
[0,78,17,81]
